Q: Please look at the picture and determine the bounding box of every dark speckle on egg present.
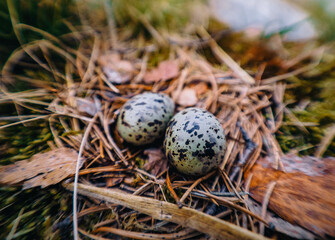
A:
[164,107,226,175]
[117,92,175,146]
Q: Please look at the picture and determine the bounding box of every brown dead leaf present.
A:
[173,87,198,107]
[143,148,168,176]
[143,60,179,84]
[246,155,335,238]
[246,198,315,239]
[0,147,80,189]
[98,53,134,84]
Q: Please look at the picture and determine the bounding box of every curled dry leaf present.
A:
[98,53,134,84]
[143,60,179,84]
[0,147,80,189]
[246,155,335,238]
[173,88,198,107]
[143,148,168,176]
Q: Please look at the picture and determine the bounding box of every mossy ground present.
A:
[0,0,334,238]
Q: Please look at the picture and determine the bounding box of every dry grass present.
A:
[0,3,324,239]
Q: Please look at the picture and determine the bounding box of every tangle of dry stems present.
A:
[0,25,293,239]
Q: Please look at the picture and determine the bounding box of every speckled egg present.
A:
[164,108,226,175]
[117,92,175,146]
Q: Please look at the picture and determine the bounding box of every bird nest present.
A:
[1,25,290,239]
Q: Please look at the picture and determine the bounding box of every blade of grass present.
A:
[6,207,24,240]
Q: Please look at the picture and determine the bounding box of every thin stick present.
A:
[78,166,128,175]
[262,62,320,85]
[72,114,98,240]
[0,115,46,120]
[65,182,268,240]
[166,171,182,208]
[95,226,195,240]
[133,182,152,196]
[180,171,215,204]
[197,26,255,85]
[0,115,50,130]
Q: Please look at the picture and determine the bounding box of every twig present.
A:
[65,182,268,240]
[78,166,128,175]
[133,182,152,196]
[72,114,98,240]
[95,226,195,240]
[179,171,215,204]
[0,115,50,130]
[166,171,182,208]
[197,26,255,85]
[262,61,320,85]
[207,123,256,215]
[229,122,257,181]
[134,167,157,181]
[78,228,110,240]
[190,190,248,198]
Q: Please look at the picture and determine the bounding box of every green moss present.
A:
[0,0,79,68]
[0,185,73,239]
[277,55,335,156]
[112,0,206,37]
[0,121,52,165]
[305,0,335,43]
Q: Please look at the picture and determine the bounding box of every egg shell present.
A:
[164,107,226,175]
[117,92,175,146]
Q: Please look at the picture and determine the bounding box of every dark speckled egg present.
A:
[117,92,175,146]
[164,107,226,175]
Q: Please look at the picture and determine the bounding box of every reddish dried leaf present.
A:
[143,148,168,176]
[143,60,179,84]
[173,88,198,107]
[246,155,335,238]
[0,148,80,189]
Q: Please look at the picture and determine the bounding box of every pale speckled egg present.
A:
[117,92,175,146]
[164,107,226,175]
